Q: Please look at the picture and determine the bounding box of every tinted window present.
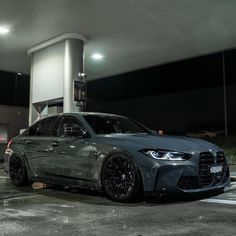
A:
[83,115,151,135]
[59,116,86,137]
[27,116,58,137]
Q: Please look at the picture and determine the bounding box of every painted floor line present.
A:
[0,176,10,179]
[200,198,236,205]
[224,184,236,192]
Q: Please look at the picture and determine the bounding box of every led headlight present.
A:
[141,149,191,161]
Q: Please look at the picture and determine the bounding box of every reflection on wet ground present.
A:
[0,173,224,207]
[0,168,236,236]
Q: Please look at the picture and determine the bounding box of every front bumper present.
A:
[144,180,230,198]
[138,152,230,197]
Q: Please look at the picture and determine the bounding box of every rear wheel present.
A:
[101,153,141,202]
[9,155,28,186]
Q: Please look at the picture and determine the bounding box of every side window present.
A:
[59,116,86,137]
[36,117,58,136]
[27,116,58,137]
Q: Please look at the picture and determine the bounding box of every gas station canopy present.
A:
[0,0,236,80]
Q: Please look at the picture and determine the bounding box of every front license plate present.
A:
[210,165,222,174]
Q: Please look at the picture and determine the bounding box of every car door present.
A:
[22,116,59,178]
[47,115,93,184]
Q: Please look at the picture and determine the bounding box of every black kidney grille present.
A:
[199,151,227,187]
[199,152,214,186]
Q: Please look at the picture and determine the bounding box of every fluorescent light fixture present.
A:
[92,53,104,60]
[0,26,10,34]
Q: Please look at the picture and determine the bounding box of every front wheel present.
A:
[101,153,142,202]
[9,155,29,186]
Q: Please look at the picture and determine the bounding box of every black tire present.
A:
[9,155,29,186]
[101,153,141,202]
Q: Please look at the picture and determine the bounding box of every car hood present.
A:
[97,133,221,153]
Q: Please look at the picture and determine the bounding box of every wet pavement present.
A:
[0,169,236,236]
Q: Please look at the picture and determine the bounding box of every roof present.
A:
[1,0,236,80]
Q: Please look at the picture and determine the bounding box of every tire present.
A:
[9,155,29,186]
[101,153,141,202]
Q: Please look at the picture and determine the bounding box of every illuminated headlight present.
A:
[141,149,191,161]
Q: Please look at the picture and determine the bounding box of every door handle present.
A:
[51,141,59,147]
[25,140,32,144]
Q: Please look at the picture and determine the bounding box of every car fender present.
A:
[9,152,33,180]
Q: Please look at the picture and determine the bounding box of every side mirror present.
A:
[63,126,86,137]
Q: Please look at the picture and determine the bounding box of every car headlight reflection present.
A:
[141,149,191,161]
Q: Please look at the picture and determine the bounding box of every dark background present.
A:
[87,49,236,101]
[87,49,236,133]
[0,71,30,107]
[1,48,236,133]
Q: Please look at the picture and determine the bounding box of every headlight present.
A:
[140,149,191,161]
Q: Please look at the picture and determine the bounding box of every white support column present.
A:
[27,33,88,124]
[63,38,84,113]
[28,54,38,125]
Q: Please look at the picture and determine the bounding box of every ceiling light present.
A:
[0,26,10,35]
[92,53,104,60]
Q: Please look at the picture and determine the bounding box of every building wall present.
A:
[0,105,29,160]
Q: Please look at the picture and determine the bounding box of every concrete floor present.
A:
[0,169,236,236]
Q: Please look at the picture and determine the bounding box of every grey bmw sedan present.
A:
[4,112,230,202]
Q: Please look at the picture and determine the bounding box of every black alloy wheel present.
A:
[101,153,141,202]
[9,155,28,186]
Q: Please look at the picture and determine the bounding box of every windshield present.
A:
[83,115,151,135]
